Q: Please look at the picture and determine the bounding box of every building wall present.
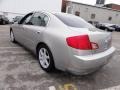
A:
[104,4,120,11]
[66,2,120,24]
[112,4,120,10]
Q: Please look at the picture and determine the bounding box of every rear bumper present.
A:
[67,47,116,75]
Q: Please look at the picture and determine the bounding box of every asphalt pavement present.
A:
[0,25,120,90]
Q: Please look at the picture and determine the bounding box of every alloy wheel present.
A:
[39,48,50,69]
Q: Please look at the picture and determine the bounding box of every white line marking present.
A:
[100,85,120,90]
[49,86,56,90]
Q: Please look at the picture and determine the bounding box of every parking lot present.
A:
[0,25,120,90]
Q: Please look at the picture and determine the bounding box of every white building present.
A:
[65,1,120,24]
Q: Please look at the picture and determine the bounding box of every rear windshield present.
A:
[54,13,94,28]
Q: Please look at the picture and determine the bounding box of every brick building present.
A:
[63,1,120,24]
[104,4,120,11]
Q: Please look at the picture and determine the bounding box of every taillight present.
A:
[66,35,99,50]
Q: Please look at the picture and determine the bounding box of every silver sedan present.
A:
[10,11,115,75]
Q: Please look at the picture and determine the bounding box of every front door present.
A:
[21,12,49,51]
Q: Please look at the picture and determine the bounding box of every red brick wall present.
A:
[61,0,67,12]
[112,4,120,10]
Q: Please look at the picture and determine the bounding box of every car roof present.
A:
[30,11,72,16]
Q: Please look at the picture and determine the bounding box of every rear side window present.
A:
[30,13,49,27]
[19,13,33,24]
[54,13,94,28]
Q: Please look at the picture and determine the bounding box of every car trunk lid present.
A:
[67,27,112,54]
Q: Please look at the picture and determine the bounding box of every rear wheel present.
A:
[37,44,55,72]
[10,30,16,42]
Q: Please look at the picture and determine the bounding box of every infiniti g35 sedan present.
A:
[10,11,115,75]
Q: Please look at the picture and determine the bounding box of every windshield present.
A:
[54,13,95,28]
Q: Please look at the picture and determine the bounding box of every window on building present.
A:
[91,14,96,19]
[85,8,88,12]
[67,6,72,14]
[75,11,80,16]
[108,16,112,21]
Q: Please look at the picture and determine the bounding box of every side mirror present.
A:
[18,21,21,24]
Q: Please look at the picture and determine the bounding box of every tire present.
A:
[37,44,55,72]
[10,30,16,43]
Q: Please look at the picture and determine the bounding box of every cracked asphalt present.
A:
[0,25,120,90]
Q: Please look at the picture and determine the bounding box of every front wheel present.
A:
[37,45,55,72]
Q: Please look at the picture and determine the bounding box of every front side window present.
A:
[54,13,94,28]
[19,13,33,24]
[29,12,49,27]
[23,15,33,24]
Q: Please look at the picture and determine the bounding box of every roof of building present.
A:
[105,3,120,6]
[67,0,120,12]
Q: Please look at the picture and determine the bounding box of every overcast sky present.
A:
[70,0,120,5]
[0,0,120,15]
